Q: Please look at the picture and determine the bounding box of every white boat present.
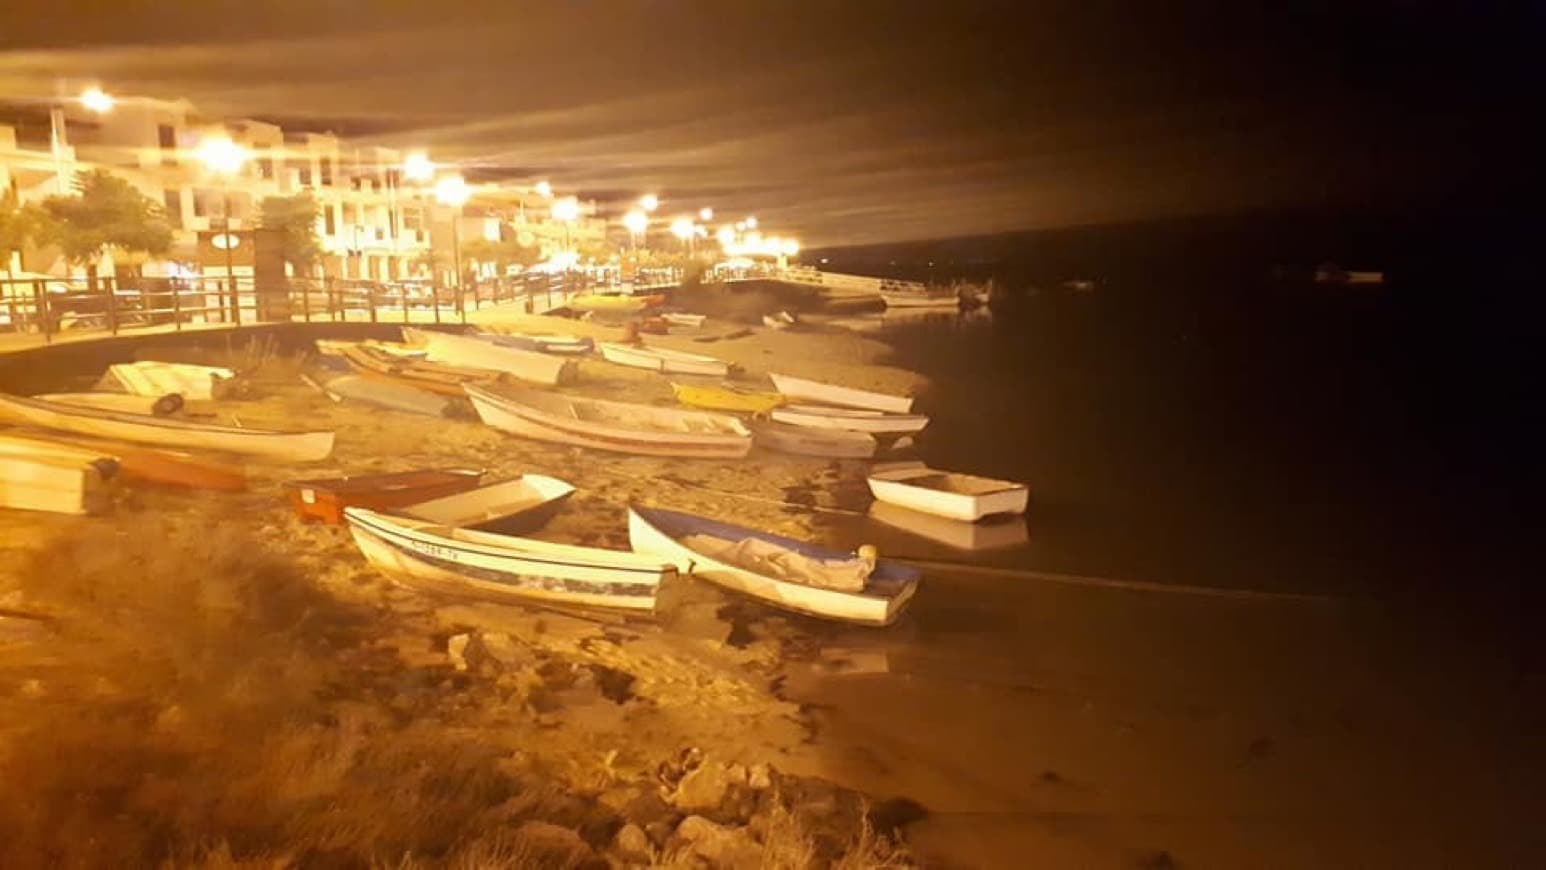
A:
[346,506,672,612]
[0,392,334,462]
[0,453,113,515]
[465,384,751,459]
[400,474,575,536]
[308,373,452,417]
[480,332,594,355]
[768,373,913,413]
[748,419,877,459]
[403,327,577,386]
[770,404,929,435]
[107,361,237,400]
[880,291,959,309]
[36,392,184,416]
[868,501,1028,551]
[661,313,706,328]
[597,342,730,377]
[627,505,919,625]
[866,461,1028,521]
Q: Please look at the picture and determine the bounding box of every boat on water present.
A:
[627,505,919,625]
[867,461,1028,521]
[107,361,238,400]
[568,293,664,313]
[400,474,575,536]
[868,501,1028,551]
[661,312,706,328]
[768,373,913,413]
[337,343,502,396]
[345,506,672,612]
[403,328,577,386]
[747,419,877,459]
[466,384,752,459]
[480,332,594,355]
[598,342,730,377]
[0,452,114,515]
[0,393,333,461]
[770,404,929,435]
[880,291,959,309]
[0,431,246,491]
[36,392,184,416]
[671,382,783,414]
[283,468,484,525]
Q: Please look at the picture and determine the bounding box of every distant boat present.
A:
[880,291,959,309]
[0,393,333,462]
[867,461,1028,521]
[0,452,114,516]
[598,342,730,377]
[748,419,876,459]
[336,343,500,397]
[1060,279,1097,293]
[403,327,577,386]
[661,312,706,328]
[770,404,929,435]
[480,332,594,355]
[671,382,784,414]
[761,311,796,330]
[399,473,575,536]
[36,392,184,416]
[768,373,913,413]
[627,505,920,625]
[466,383,752,459]
[107,361,237,400]
[868,501,1028,551]
[345,506,671,612]
[569,293,664,313]
[0,432,245,492]
[283,468,485,525]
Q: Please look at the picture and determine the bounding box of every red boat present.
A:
[283,468,484,525]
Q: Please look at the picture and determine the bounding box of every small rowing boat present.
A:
[866,461,1028,521]
[403,328,577,386]
[0,453,114,515]
[345,506,673,611]
[400,473,575,535]
[0,431,246,491]
[0,393,333,461]
[627,506,919,625]
[107,361,238,400]
[748,419,876,459]
[308,372,453,417]
[466,384,752,459]
[768,373,913,413]
[569,293,664,313]
[880,291,959,309]
[481,332,594,355]
[283,468,484,525]
[36,392,184,416]
[769,404,929,435]
[598,342,730,377]
[671,382,783,414]
[338,344,501,396]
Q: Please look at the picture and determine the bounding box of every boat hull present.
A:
[627,506,918,625]
[0,454,111,515]
[599,342,730,377]
[399,474,575,536]
[671,382,783,414]
[880,292,959,309]
[866,464,1029,521]
[108,361,236,400]
[748,419,876,459]
[770,404,929,435]
[404,328,577,386]
[283,468,484,525]
[768,373,913,413]
[466,385,751,459]
[346,507,668,611]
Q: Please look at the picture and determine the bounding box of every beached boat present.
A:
[748,419,877,459]
[315,338,425,359]
[338,344,502,396]
[671,382,783,414]
[403,328,577,386]
[867,461,1028,521]
[466,384,752,459]
[0,393,334,462]
[880,291,959,310]
[0,453,114,515]
[770,404,929,435]
[868,501,1028,551]
[661,313,706,328]
[36,392,184,416]
[598,342,730,377]
[108,361,238,400]
[568,293,664,313]
[0,431,245,491]
[399,474,574,535]
[345,506,672,611]
[481,332,594,355]
[768,373,913,413]
[283,468,484,525]
[307,372,453,417]
[627,505,919,625]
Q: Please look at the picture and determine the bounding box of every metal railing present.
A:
[0,273,596,343]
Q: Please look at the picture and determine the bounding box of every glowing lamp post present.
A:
[402,152,435,182]
[534,180,554,199]
[552,196,581,260]
[698,207,713,221]
[639,193,659,213]
[670,216,697,259]
[623,209,648,251]
[197,135,251,322]
[434,174,471,316]
[51,87,116,194]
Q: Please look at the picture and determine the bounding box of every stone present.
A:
[673,761,746,815]
[623,789,681,839]
[672,816,763,869]
[613,823,652,863]
[476,631,528,667]
[509,820,597,867]
[446,633,472,671]
[747,763,773,791]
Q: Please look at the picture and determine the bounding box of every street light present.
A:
[552,196,581,256]
[670,216,697,260]
[403,151,434,182]
[534,180,553,199]
[639,193,659,213]
[79,87,115,114]
[197,135,250,322]
[50,87,115,193]
[623,209,648,250]
[698,207,713,221]
[745,216,758,229]
[716,225,737,247]
[434,174,471,317]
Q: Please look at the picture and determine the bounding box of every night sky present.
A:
[0,1,1532,246]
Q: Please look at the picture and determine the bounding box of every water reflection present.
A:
[868,501,1029,552]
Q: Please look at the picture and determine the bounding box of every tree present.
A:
[461,236,541,273]
[258,192,322,274]
[0,187,39,279]
[34,169,173,282]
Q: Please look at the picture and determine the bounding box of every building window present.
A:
[255,145,274,180]
[298,161,312,186]
[158,124,177,165]
[324,207,336,236]
[402,207,423,231]
[162,189,182,227]
[192,189,211,218]
[320,158,333,187]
